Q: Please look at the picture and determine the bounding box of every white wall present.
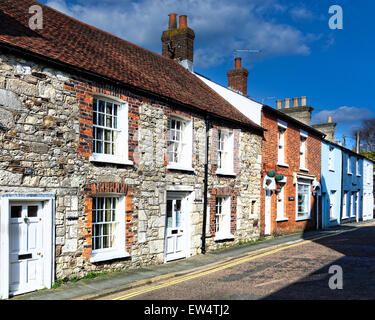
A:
[195,74,262,126]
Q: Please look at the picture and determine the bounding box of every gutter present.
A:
[201,114,210,254]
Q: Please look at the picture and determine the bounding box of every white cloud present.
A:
[312,106,374,124]
[290,7,315,20]
[45,0,322,68]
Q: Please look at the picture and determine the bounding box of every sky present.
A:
[38,0,375,149]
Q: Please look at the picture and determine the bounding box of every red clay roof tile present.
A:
[0,0,263,130]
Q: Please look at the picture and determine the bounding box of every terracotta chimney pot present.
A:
[179,15,187,28]
[284,98,290,109]
[168,13,177,29]
[300,96,307,106]
[293,97,299,107]
[276,100,282,109]
[234,57,242,69]
[328,116,333,123]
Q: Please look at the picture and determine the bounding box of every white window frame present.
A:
[90,195,129,263]
[214,196,234,241]
[89,96,133,165]
[167,116,194,172]
[328,147,334,171]
[216,129,235,176]
[356,159,361,176]
[296,179,311,221]
[299,131,308,171]
[347,155,352,175]
[277,120,288,167]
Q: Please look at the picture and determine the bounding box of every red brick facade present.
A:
[260,108,322,236]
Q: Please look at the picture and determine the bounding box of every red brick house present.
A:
[260,102,325,236]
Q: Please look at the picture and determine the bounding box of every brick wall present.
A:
[260,109,322,236]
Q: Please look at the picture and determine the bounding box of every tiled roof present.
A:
[0,0,263,130]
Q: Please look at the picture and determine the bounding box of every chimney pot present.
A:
[284,98,290,109]
[300,96,307,106]
[179,15,187,28]
[276,100,282,109]
[328,116,332,123]
[234,57,242,70]
[293,97,299,107]
[168,13,177,29]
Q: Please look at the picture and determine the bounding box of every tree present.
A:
[353,118,375,152]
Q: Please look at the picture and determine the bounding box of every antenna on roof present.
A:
[233,49,261,58]
[261,97,276,104]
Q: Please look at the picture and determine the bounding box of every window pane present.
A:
[167,200,173,228]
[99,100,105,113]
[11,206,22,218]
[28,206,38,217]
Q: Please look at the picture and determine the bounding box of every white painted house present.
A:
[363,158,374,221]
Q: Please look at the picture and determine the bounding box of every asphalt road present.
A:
[106,222,375,300]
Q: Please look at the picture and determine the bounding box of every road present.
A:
[104,222,375,300]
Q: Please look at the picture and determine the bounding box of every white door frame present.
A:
[264,190,271,236]
[164,192,191,263]
[0,194,55,299]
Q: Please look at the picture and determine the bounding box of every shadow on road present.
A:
[262,223,375,300]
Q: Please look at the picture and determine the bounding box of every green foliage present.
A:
[360,151,375,173]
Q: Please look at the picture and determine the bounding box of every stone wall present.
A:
[0,50,262,281]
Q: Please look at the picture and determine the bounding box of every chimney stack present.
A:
[161,13,195,72]
[227,57,249,96]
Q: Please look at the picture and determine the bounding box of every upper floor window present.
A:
[328,147,334,171]
[347,155,352,174]
[167,116,193,171]
[217,129,234,175]
[356,159,360,176]
[277,120,287,166]
[90,97,131,165]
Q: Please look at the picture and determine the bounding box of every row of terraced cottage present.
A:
[0,1,373,298]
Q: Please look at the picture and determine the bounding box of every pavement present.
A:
[10,219,374,300]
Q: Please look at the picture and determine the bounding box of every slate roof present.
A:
[0,0,263,130]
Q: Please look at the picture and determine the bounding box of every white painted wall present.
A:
[195,74,262,126]
[363,159,374,220]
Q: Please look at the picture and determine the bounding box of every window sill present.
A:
[167,163,195,172]
[277,163,289,168]
[296,216,311,221]
[90,250,130,263]
[347,172,352,175]
[276,218,288,222]
[89,154,133,166]
[356,174,361,177]
[216,169,236,177]
[329,169,335,172]
[300,168,309,172]
[214,233,235,241]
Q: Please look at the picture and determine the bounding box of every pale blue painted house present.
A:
[341,149,364,223]
[321,140,342,228]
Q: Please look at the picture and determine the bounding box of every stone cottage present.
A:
[0,1,264,298]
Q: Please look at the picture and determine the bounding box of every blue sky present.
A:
[38,0,375,149]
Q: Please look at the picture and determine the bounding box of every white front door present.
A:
[165,196,187,262]
[265,190,271,236]
[9,202,45,295]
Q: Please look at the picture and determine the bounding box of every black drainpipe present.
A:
[201,114,210,254]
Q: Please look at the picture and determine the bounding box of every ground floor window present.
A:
[90,195,128,262]
[297,180,311,220]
